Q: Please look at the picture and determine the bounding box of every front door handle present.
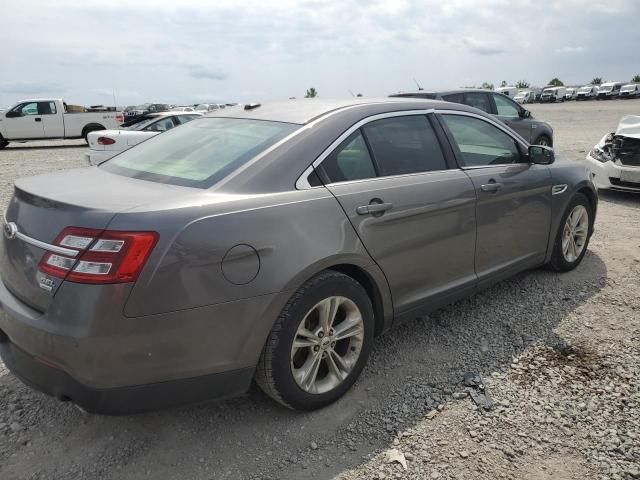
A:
[356,202,393,216]
[480,182,503,193]
[34,118,42,122]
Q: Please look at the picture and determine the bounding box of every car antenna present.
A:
[413,78,424,91]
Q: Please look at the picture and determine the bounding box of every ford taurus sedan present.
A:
[0,98,597,414]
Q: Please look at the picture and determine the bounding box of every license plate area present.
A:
[620,169,640,184]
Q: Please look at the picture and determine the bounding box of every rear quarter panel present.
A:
[110,189,382,318]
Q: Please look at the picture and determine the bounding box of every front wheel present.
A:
[0,136,8,149]
[256,271,374,410]
[549,193,593,272]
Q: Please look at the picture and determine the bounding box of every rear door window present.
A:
[363,116,447,176]
[321,131,377,183]
[441,93,464,104]
[493,94,521,118]
[441,114,523,167]
[37,101,57,115]
[144,117,177,132]
[464,92,492,113]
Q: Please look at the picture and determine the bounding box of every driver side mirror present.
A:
[5,111,19,118]
[521,109,531,119]
[529,145,554,165]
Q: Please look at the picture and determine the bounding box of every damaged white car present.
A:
[586,115,640,192]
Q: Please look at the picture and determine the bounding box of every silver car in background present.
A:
[1,98,597,414]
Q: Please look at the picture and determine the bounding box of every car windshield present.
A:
[542,89,555,94]
[600,86,613,92]
[578,86,592,93]
[101,118,300,188]
[126,116,161,131]
[621,85,636,92]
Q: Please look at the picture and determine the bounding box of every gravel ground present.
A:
[1,100,639,480]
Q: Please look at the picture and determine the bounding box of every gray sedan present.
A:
[0,98,597,414]
[390,89,555,147]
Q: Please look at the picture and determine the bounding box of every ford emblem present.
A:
[3,221,18,240]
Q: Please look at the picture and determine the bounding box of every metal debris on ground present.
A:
[462,372,493,410]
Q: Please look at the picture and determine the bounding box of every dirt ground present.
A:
[0,99,639,480]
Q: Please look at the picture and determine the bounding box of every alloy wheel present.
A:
[562,205,589,263]
[290,296,364,394]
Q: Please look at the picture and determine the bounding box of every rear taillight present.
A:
[39,227,158,284]
[116,113,124,123]
[97,136,116,145]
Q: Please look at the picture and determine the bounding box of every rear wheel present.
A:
[549,193,592,272]
[0,135,8,149]
[256,271,374,410]
[82,125,105,144]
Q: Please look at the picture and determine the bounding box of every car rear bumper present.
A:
[0,277,283,413]
[0,332,254,415]
[585,153,640,192]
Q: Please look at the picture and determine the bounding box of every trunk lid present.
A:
[1,167,199,311]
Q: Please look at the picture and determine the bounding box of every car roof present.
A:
[391,89,497,97]
[203,97,458,125]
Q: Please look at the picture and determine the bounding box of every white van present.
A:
[513,91,534,104]
[597,82,623,99]
[495,86,518,98]
[619,84,640,99]
[540,86,567,103]
[576,85,598,100]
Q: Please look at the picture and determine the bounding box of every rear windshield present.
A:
[100,118,299,188]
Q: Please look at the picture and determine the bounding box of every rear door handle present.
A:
[480,182,503,193]
[356,202,393,215]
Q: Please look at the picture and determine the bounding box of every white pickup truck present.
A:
[0,98,123,148]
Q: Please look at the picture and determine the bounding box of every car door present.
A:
[438,112,552,285]
[39,101,64,138]
[3,102,45,138]
[462,92,493,115]
[317,114,478,316]
[491,93,532,142]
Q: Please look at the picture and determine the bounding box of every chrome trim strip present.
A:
[296,109,436,189]
[552,184,568,195]
[2,215,78,257]
[295,108,533,190]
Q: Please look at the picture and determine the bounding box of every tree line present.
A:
[303,74,640,97]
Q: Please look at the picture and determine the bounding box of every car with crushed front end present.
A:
[586,115,640,192]
[0,98,597,414]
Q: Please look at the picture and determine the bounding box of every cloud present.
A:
[462,37,505,55]
[0,82,64,95]
[183,65,228,81]
[555,46,585,54]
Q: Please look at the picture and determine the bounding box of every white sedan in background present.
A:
[85,112,203,165]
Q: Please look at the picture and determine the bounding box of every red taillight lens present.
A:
[116,114,124,123]
[38,227,158,284]
[97,136,116,145]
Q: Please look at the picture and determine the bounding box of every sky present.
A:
[1,0,639,107]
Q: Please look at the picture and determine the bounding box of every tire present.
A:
[255,270,374,410]
[549,193,593,272]
[0,135,8,149]
[534,135,552,147]
[82,125,105,144]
